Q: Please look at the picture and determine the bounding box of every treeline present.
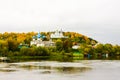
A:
[1,41,119,60]
[0,32,119,60]
[79,43,120,59]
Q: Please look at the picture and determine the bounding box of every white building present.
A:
[30,29,68,47]
[72,45,80,49]
[50,29,68,39]
[30,33,55,47]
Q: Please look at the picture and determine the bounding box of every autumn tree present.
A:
[7,37,19,51]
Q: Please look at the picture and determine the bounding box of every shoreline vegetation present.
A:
[0,32,120,62]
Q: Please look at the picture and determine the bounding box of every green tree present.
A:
[35,47,50,56]
[104,44,113,56]
[56,39,63,51]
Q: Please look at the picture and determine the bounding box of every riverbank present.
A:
[2,54,120,63]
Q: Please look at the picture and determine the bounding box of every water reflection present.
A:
[0,68,17,72]
[0,63,17,72]
[55,67,91,74]
[3,62,91,74]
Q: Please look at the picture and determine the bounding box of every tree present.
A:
[7,37,19,51]
[35,47,50,56]
[56,39,63,51]
[63,39,72,52]
[104,44,113,56]
[20,47,29,56]
[0,40,8,48]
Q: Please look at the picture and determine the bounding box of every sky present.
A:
[0,0,120,45]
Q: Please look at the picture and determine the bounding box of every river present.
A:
[0,60,120,80]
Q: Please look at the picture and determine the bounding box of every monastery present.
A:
[30,29,67,47]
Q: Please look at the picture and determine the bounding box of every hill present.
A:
[0,31,97,48]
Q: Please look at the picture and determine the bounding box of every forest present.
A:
[0,32,120,61]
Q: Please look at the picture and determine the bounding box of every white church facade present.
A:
[50,29,68,38]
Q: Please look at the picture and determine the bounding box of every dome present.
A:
[37,33,41,38]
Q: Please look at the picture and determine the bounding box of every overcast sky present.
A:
[0,0,120,45]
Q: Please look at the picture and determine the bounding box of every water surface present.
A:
[0,60,120,80]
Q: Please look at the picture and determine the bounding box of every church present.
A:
[30,29,68,47]
[50,29,68,39]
